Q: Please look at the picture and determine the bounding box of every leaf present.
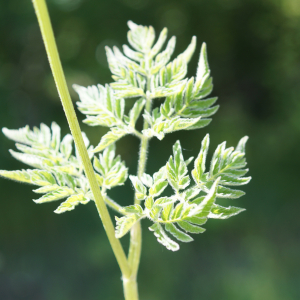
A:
[164,117,201,133]
[112,84,145,99]
[149,205,163,221]
[196,43,210,82]
[115,213,143,238]
[161,203,173,221]
[33,185,60,193]
[192,134,210,184]
[184,118,212,130]
[149,27,168,57]
[159,56,187,86]
[129,175,147,200]
[183,216,207,226]
[182,36,197,63]
[216,186,246,199]
[189,177,220,217]
[177,221,206,234]
[93,127,128,153]
[2,125,32,145]
[165,223,193,242]
[219,175,251,186]
[208,204,246,219]
[9,150,54,169]
[33,186,75,203]
[129,98,146,128]
[151,80,186,98]
[149,223,179,251]
[236,136,249,153]
[60,134,73,159]
[74,84,127,128]
[0,169,56,186]
[154,197,175,207]
[50,122,61,152]
[122,45,144,62]
[141,173,153,187]
[122,204,143,214]
[190,135,250,201]
[166,141,190,191]
[145,196,154,210]
[181,186,201,201]
[150,37,176,75]
[127,21,156,53]
[149,180,168,197]
[54,193,90,214]
[93,144,128,188]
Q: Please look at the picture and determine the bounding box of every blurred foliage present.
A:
[0,0,300,299]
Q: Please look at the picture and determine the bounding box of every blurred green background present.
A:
[1,0,300,299]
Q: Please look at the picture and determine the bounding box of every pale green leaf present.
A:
[54,193,90,214]
[149,223,179,251]
[154,197,175,207]
[93,127,127,153]
[196,43,210,82]
[189,177,220,217]
[192,133,210,184]
[129,175,147,200]
[177,221,206,234]
[115,213,143,238]
[141,173,153,187]
[9,150,54,169]
[129,98,146,127]
[165,223,193,242]
[0,169,56,186]
[217,186,246,199]
[181,36,196,63]
[122,204,143,214]
[208,204,246,219]
[33,186,75,203]
[149,180,168,197]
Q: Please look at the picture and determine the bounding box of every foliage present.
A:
[0,123,127,213]
[117,136,249,250]
[0,21,250,253]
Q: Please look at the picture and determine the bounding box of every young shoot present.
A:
[1,2,251,298]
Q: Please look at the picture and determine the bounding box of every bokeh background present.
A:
[1,0,300,299]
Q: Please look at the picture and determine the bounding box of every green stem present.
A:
[31,0,131,278]
[123,277,139,300]
[124,91,152,299]
[104,194,127,215]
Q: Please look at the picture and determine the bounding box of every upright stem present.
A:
[124,91,152,299]
[31,0,131,278]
